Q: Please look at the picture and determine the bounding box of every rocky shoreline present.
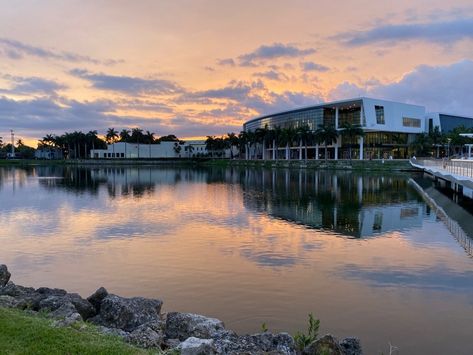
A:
[0,265,362,354]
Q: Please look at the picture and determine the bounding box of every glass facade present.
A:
[375,105,385,124]
[244,101,362,132]
[439,114,473,133]
[339,106,361,126]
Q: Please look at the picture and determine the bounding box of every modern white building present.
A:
[243,97,473,160]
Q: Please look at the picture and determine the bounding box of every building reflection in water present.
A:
[8,165,431,239]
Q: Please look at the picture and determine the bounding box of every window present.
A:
[375,106,385,124]
[121,153,125,158]
[402,117,421,128]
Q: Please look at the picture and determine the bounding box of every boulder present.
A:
[177,337,217,355]
[90,294,163,332]
[165,312,226,341]
[340,337,363,355]
[38,294,95,320]
[0,282,35,298]
[36,287,67,297]
[0,265,11,287]
[87,287,108,312]
[0,295,18,308]
[49,302,81,320]
[125,320,165,349]
[303,334,344,355]
[214,331,296,355]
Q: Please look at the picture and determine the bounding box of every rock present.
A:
[52,312,82,327]
[36,287,67,297]
[38,294,95,320]
[0,265,11,287]
[87,287,108,312]
[165,312,226,341]
[303,334,344,355]
[49,302,80,319]
[177,337,217,355]
[0,295,18,308]
[90,294,163,332]
[340,337,363,355]
[97,326,130,338]
[125,320,165,349]
[0,282,35,298]
[163,338,181,349]
[214,331,296,355]
[66,293,96,320]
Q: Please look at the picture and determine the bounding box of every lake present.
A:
[1,165,472,354]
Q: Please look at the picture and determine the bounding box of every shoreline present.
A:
[0,264,362,354]
[0,158,417,172]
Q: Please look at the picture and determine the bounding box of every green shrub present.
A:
[293,313,320,351]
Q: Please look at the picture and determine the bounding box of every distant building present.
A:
[90,140,216,159]
[35,147,64,160]
[243,97,473,160]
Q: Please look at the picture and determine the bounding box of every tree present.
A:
[106,128,119,158]
[296,125,313,160]
[119,129,131,142]
[340,122,364,160]
[315,125,339,161]
[279,126,297,160]
[225,132,240,159]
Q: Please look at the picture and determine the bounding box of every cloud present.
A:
[70,69,182,95]
[300,61,330,72]
[237,42,316,66]
[216,58,235,66]
[253,70,289,81]
[0,37,121,65]
[328,60,473,116]
[335,18,473,46]
[1,74,66,96]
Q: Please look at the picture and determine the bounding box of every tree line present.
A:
[212,123,365,160]
[38,128,185,159]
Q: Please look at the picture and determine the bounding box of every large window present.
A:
[402,117,421,128]
[375,105,385,124]
[338,106,361,126]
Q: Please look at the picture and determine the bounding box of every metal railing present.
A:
[413,158,473,179]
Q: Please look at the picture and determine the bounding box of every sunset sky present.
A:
[1,0,473,145]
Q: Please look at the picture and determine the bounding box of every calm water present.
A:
[1,166,473,354]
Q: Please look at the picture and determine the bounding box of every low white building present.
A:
[90,140,211,159]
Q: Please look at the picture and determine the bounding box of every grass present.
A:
[0,307,163,355]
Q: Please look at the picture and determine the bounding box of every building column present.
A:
[359,136,364,160]
[245,145,248,160]
[360,104,364,125]
[315,145,319,160]
[286,144,289,160]
[272,140,276,160]
[335,107,339,129]
[334,137,339,160]
[299,139,303,160]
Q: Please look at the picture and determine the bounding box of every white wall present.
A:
[362,98,426,133]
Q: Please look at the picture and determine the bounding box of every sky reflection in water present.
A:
[0,166,472,354]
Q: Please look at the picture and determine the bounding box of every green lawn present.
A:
[0,307,160,355]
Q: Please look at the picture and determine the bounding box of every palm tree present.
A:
[106,128,119,158]
[254,126,269,159]
[239,130,255,160]
[296,125,312,160]
[340,122,364,160]
[315,125,339,161]
[131,128,144,158]
[225,132,240,159]
[280,126,297,160]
